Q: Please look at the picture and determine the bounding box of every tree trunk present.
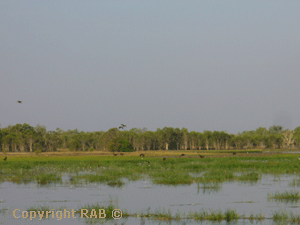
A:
[165,143,169,150]
[205,139,209,150]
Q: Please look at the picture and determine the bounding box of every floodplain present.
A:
[1,150,300,224]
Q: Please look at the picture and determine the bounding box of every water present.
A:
[1,174,299,225]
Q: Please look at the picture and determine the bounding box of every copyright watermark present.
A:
[13,208,123,220]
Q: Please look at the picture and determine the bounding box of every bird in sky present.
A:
[119,124,126,130]
[17,101,22,103]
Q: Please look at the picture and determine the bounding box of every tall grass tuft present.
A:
[268,190,300,202]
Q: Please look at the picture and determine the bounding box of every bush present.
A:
[107,138,134,152]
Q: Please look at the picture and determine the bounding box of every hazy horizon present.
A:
[1,1,299,134]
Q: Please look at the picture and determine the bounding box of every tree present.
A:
[281,129,294,149]
[180,128,189,150]
[269,125,283,134]
[107,137,134,152]
[202,131,212,150]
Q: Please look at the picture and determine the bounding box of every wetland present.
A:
[1,151,300,224]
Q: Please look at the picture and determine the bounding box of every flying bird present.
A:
[3,157,7,161]
[140,154,145,157]
[119,126,123,129]
[121,124,126,127]
[199,155,205,158]
[17,101,22,103]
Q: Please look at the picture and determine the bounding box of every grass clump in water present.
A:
[273,210,300,223]
[152,208,173,221]
[36,173,61,185]
[268,190,300,202]
[192,209,238,221]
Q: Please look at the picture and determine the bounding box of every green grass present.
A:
[268,190,300,202]
[36,173,62,185]
[1,154,300,186]
[273,211,300,223]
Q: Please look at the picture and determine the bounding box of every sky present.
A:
[0,1,299,134]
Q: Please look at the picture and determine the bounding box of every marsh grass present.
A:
[190,209,238,221]
[289,178,300,187]
[268,190,300,203]
[273,211,300,223]
[36,173,62,185]
[1,154,300,186]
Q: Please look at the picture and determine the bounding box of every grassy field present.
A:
[1,150,300,186]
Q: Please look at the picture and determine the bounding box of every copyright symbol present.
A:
[112,209,122,219]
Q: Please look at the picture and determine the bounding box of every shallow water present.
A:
[1,174,299,225]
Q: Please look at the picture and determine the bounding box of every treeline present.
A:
[0,124,300,152]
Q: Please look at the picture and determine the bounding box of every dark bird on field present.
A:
[233,152,236,155]
[3,157,7,161]
[180,154,185,157]
[113,153,118,156]
[199,155,205,158]
[120,153,123,156]
[140,154,145,157]
[146,160,150,164]
[17,101,22,103]
[163,158,166,161]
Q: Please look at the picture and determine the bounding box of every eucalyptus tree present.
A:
[267,133,281,149]
[202,130,212,150]
[173,128,183,150]
[281,129,295,149]
[102,128,120,151]
[144,131,155,150]
[46,130,61,151]
[161,127,174,150]
[232,134,245,150]
[1,127,12,152]
[94,131,105,150]
[189,131,199,150]
[254,127,268,149]
[293,126,300,149]
[34,124,47,151]
[269,125,283,134]
[180,127,188,150]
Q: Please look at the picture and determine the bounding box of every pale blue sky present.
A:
[1,1,299,133]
